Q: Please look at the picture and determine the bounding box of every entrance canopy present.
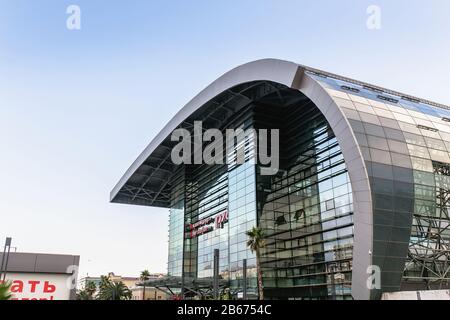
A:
[139,276,229,299]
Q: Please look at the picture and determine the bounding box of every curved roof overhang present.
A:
[110,59,301,207]
[111,58,446,208]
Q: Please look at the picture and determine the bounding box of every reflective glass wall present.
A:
[168,168,185,277]
[180,107,258,298]
[256,100,354,300]
[227,132,258,297]
[312,72,450,292]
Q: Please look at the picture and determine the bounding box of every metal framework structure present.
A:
[139,276,229,299]
[113,81,295,208]
[405,162,450,289]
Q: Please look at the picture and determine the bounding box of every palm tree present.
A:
[99,275,111,290]
[77,280,97,300]
[246,226,266,300]
[0,281,12,300]
[85,280,97,297]
[97,280,131,300]
[140,270,151,300]
[76,289,93,300]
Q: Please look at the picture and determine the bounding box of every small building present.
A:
[130,285,168,300]
[79,272,168,300]
[0,252,79,300]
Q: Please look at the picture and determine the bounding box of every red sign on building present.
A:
[186,211,229,238]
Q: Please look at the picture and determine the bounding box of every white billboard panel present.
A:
[4,273,73,300]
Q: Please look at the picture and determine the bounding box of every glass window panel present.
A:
[349,119,365,133]
[407,144,430,159]
[379,117,401,130]
[393,112,416,124]
[359,112,381,125]
[415,118,434,128]
[355,103,376,115]
[429,149,450,163]
[341,108,361,121]
[374,108,394,118]
[406,109,430,120]
[444,142,450,153]
[363,123,385,137]
[387,140,409,154]
[414,104,440,117]
[413,171,435,186]
[424,137,446,151]
[439,131,450,142]
[326,88,349,100]
[392,166,414,184]
[370,149,392,165]
[333,97,356,109]
[411,157,433,172]
[355,133,368,147]
[372,177,394,194]
[425,114,444,124]
[367,135,389,151]
[419,128,441,139]
[368,99,389,109]
[439,132,450,152]
[383,127,405,141]
[433,123,450,134]
[348,93,370,105]
[334,184,349,198]
[387,104,409,115]
[371,162,394,180]
[337,226,353,238]
[403,132,426,146]
[399,122,421,135]
[360,147,371,161]
[334,194,351,207]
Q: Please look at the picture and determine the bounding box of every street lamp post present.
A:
[0,237,12,281]
[213,249,219,300]
[242,259,247,300]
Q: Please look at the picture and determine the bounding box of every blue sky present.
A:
[0,0,449,278]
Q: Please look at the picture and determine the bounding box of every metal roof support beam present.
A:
[131,151,173,201]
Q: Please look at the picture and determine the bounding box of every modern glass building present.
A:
[111,59,450,300]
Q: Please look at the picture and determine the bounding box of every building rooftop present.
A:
[110,58,449,208]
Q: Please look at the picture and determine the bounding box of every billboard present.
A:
[4,273,75,300]
[0,252,80,300]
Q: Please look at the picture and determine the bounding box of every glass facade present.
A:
[166,109,259,298]
[257,101,353,299]
[114,61,450,299]
[403,161,450,289]
[228,161,257,296]
[311,72,450,292]
[168,168,185,277]
[185,163,229,281]
[167,96,355,299]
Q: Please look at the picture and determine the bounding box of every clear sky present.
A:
[0,0,449,278]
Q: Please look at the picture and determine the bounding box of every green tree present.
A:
[97,280,132,300]
[246,226,266,300]
[76,281,97,300]
[0,281,12,300]
[85,281,97,297]
[221,288,232,300]
[140,270,151,300]
[99,275,111,291]
[76,289,92,300]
